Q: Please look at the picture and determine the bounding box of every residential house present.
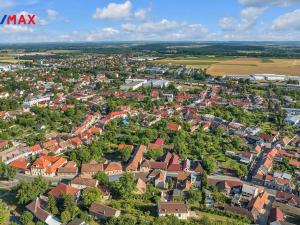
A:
[148,138,164,150]
[126,145,147,171]
[157,202,189,220]
[89,203,120,220]
[81,162,104,177]
[104,161,123,175]
[135,178,147,194]
[69,137,82,148]
[9,157,29,173]
[155,171,167,189]
[248,191,269,221]
[239,152,253,164]
[71,177,98,189]
[57,161,78,178]
[251,145,262,156]
[0,140,9,149]
[167,153,182,175]
[140,160,167,172]
[241,184,259,201]
[31,156,67,177]
[264,173,293,193]
[167,122,181,132]
[48,183,80,199]
[268,207,284,225]
[275,191,300,207]
[216,180,242,196]
[26,196,61,225]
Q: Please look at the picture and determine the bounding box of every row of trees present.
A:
[0,163,16,180]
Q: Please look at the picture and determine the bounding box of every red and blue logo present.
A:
[0,14,36,25]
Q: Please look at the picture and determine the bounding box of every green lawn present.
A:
[195,211,248,224]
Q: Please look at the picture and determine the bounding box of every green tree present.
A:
[202,157,216,174]
[145,148,164,160]
[117,147,132,162]
[17,176,49,204]
[82,188,102,207]
[114,173,136,199]
[63,195,79,219]
[0,200,10,225]
[201,171,208,188]
[47,195,58,215]
[20,211,34,225]
[94,171,109,185]
[0,163,16,180]
[61,210,71,224]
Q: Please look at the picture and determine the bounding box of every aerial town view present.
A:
[0,1,300,225]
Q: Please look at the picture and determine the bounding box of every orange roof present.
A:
[126,145,147,171]
[43,139,58,148]
[248,191,269,213]
[70,137,82,145]
[87,127,102,134]
[118,143,133,150]
[147,143,162,150]
[263,158,273,170]
[30,144,42,153]
[74,126,85,134]
[167,122,181,131]
[105,161,122,172]
[9,158,29,170]
[289,160,300,168]
[281,137,290,145]
[275,178,290,185]
[32,155,66,174]
[254,145,261,154]
[49,183,80,198]
[266,148,278,159]
[45,157,67,174]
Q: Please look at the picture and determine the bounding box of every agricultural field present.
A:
[0,56,33,63]
[153,56,235,69]
[207,58,300,76]
[46,49,81,54]
[153,56,300,76]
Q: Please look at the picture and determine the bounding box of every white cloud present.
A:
[219,17,237,31]
[93,1,132,20]
[240,6,266,28]
[0,25,33,33]
[219,6,266,31]
[47,9,59,20]
[86,28,120,41]
[271,9,300,30]
[134,9,147,20]
[93,1,148,20]
[121,19,209,41]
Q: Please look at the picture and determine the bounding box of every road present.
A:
[0,173,72,189]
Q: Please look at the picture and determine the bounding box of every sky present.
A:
[1,0,300,42]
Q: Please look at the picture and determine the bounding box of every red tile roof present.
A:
[30,144,42,153]
[31,155,67,174]
[48,183,80,198]
[105,161,122,172]
[126,145,147,171]
[167,122,181,131]
[9,158,29,170]
[43,139,58,148]
[248,191,269,213]
[289,160,300,168]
